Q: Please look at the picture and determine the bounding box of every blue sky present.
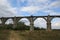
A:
[0,0,60,29]
[8,0,60,16]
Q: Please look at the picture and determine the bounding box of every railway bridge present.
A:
[0,15,60,31]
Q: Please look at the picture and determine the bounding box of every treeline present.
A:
[0,22,45,30]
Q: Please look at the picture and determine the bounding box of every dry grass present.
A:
[19,30,60,40]
[9,30,22,40]
[0,30,10,40]
[0,30,60,40]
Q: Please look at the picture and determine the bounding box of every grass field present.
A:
[19,30,60,40]
[0,30,60,40]
[0,30,10,40]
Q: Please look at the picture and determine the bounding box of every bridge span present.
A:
[0,15,60,31]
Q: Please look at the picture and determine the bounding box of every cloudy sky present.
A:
[0,0,60,29]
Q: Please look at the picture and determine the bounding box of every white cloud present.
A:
[49,0,60,8]
[0,0,17,17]
[52,22,60,27]
[44,9,60,15]
[20,6,40,14]
[52,22,60,29]
[19,0,60,15]
[34,18,46,28]
[19,0,48,5]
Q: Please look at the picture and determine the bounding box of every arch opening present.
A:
[18,18,30,26]
[5,19,14,24]
[34,18,46,29]
[51,18,60,29]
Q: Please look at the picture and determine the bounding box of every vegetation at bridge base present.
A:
[0,22,44,30]
[0,22,60,40]
[14,22,30,30]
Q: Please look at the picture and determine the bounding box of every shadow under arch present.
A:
[5,18,14,24]
[51,18,60,29]
[34,18,47,29]
[18,18,30,26]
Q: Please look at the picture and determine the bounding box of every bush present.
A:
[14,22,30,30]
[34,27,40,30]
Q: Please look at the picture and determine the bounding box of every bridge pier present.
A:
[29,16,34,31]
[47,22,51,31]
[13,17,20,29]
[13,17,17,29]
[1,18,8,27]
[46,15,52,31]
[13,21,17,29]
[30,20,34,31]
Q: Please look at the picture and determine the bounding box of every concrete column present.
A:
[47,22,51,31]
[13,17,20,29]
[29,16,34,31]
[13,17,17,29]
[1,18,7,27]
[46,15,51,31]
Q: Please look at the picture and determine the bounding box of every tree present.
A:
[15,22,30,30]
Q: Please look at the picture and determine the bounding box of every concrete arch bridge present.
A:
[0,15,60,31]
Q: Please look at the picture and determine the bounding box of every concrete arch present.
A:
[51,18,60,29]
[34,17,47,22]
[5,18,14,24]
[0,15,60,31]
[18,18,30,26]
[51,17,60,21]
[34,18,47,29]
[17,17,34,31]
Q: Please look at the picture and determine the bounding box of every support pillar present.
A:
[29,16,34,31]
[13,17,20,29]
[30,20,34,31]
[47,22,51,31]
[13,17,17,29]
[46,15,52,31]
[13,21,17,29]
[1,18,7,27]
